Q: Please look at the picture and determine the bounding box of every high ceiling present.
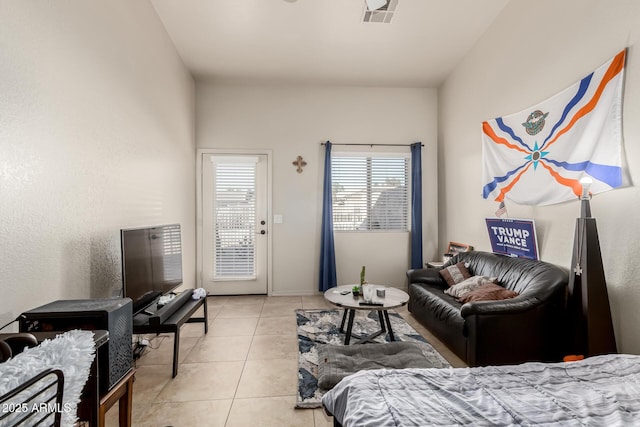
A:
[151,0,509,87]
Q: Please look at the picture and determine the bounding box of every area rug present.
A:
[295,308,450,408]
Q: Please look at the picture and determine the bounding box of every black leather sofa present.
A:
[407,251,568,367]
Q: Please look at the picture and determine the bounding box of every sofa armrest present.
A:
[406,268,446,287]
[463,295,564,366]
[460,297,541,317]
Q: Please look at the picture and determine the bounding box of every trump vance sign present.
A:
[485,218,539,260]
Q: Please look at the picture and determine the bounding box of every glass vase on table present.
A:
[362,282,376,303]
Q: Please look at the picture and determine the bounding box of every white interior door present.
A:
[201,153,268,295]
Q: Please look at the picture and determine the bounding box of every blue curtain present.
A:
[410,142,423,269]
[319,141,337,291]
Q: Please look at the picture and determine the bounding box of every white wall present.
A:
[439,0,640,353]
[196,84,437,294]
[0,1,195,329]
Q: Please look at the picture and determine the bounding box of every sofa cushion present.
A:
[439,262,471,287]
[444,276,498,298]
[454,251,568,297]
[458,283,519,303]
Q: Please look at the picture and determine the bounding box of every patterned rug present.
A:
[295,308,450,408]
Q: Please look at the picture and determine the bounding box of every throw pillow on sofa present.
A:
[439,262,471,287]
[458,283,519,303]
[444,276,498,298]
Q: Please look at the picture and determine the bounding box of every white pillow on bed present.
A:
[0,329,96,427]
[444,275,498,298]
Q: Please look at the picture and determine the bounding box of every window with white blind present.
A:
[161,224,182,282]
[331,154,410,231]
[212,158,257,279]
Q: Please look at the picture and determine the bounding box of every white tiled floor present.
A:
[105,295,465,427]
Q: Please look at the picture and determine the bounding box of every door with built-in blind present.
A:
[201,154,268,295]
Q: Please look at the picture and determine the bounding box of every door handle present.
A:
[257,230,266,235]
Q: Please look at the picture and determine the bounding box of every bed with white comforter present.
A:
[322,354,640,426]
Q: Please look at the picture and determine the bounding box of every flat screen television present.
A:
[120,224,183,315]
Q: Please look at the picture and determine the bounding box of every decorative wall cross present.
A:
[292,155,307,173]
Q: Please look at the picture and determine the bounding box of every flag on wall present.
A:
[495,201,507,218]
[482,50,626,206]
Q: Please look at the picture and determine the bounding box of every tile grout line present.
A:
[224,300,265,427]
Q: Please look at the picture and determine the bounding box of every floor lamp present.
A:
[566,177,617,357]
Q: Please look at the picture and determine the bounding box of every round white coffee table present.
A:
[324,284,409,345]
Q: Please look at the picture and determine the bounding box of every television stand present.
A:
[132,289,208,377]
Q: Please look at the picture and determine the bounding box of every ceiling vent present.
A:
[362,0,398,23]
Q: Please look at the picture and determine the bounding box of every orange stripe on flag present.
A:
[545,50,625,149]
[540,162,582,197]
[495,162,533,202]
[482,122,529,154]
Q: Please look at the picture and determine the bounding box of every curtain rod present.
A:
[320,142,423,147]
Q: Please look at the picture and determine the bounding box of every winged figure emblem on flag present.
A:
[482,50,626,206]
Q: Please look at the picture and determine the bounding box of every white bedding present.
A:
[322,354,640,426]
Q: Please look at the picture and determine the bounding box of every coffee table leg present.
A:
[340,309,348,333]
[378,310,386,332]
[344,309,355,345]
[383,310,395,341]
